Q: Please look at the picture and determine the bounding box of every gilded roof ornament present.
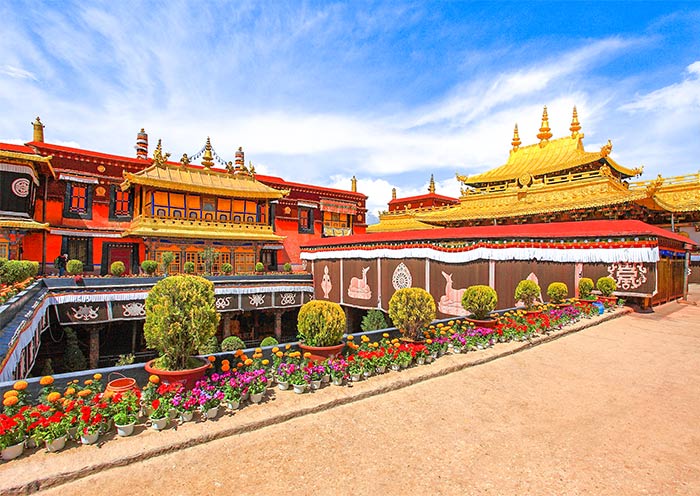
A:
[179,153,190,167]
[428,174,436,194]
[392,187,397,200]
[536,106,553,144]
[511,124,521,150]
[570,106,582,137]
[202,137,214,168]
[600,139,613,158]
[645,174,664,196]
[152,139,170,168]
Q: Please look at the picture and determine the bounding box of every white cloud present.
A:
[1,65,38,81]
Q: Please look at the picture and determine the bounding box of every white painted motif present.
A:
[71,305,99,321]
[438,271,467,316]
[215,297,231,309]
[121,302,145,317]
[280,293,296,305]
[392,262,412,290]
[321,265,332,298]
[11,178,30,197]
[608,263,647,290]
[347,266,372,300]
[249,294,265,307]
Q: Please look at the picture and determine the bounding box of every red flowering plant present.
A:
[77,403,105,436]
[0,407,30,449]
[110,391,141,426]
[148,399,169,420]
[27,404,69,443]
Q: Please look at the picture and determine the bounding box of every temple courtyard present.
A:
[1,288,696,495]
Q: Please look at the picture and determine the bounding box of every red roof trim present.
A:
[256,174,367,200]
[27,141,148,166]
[389,192,459,205]
[301,220,697,248]
[0,142,38,154]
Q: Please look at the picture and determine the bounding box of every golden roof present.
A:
[0,149,56,179]
[121,162,288,199]
[0,218,49,231]
[416,175,648,225]
[366,212,441,233]
[122,217,285,241]
[634,173,700,212]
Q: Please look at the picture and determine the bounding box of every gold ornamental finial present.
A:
[511,123,521,150]
[428,174,435,194]
[600,139,613,157]
[152,139,170,168]
[179,153,190,167]
[570,106,582,137]
[536,106,553,143]
[391,187,397,200]
[32,116,45,142]
[351,175,357,192]
[202,137,214,168]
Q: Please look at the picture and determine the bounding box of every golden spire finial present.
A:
[428,174,435,194]
[202,137,214,168]
[570,106,582,137]
[536,106,553,143]
[351,175,357,192]
[152,139,170,168]
[391,187,397,200]
[511,123,521,150]
[32,116,45,142]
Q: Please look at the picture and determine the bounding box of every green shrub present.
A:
[110,261,126,277]
[221,335,246,352]
[596,276,617,297]
[160,251,175,276]
[183,261,195,274]
[26,261,39,278]
[260,336,279,347]
[115,353,135,366]
[283,262,292,272]
[255,262,264,272]
[41,358,54,376]
[515,279,541,310]
[0,260,27,285]
[578,278,594,299]
[144,275,220,370]
[198,335,220,355]
[461,285,498,320]
[141,260,158,275]
[361,309,388,332]
[388,288,436,341]
[221,262,233,274]
[66,259,83,275]
[547,282,569,304]
[63,328,87,372]
[297,300,346,347]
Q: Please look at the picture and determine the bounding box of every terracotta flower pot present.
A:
[298,342,345,363]
[144,358,209,390]
[465,317,498,329]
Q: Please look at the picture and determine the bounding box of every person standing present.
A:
[55,253,68,276]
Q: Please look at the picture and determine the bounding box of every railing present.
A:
[130,215,274,232]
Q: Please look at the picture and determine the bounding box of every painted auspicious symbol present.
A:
[347,266,372,300]
[438,271,467,316]
[249,294,265,307]
[392,262,412,290]
[121,302,145,317]
[321,265,332,298]
[608,263,647,290]
[280,293,296,305]
[215,297,231,309]
[11,178,30,198]
[71,305,99,321]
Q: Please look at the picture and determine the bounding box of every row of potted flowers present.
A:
[0,299,599,461]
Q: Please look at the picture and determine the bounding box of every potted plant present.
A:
[0,411,27,460]
[148,399,169,430]
[112,391,139,436]
[461,285,498,328]
[388,288,436,341]
[110,261,126,277]
[514,279,541,312]
[283,262,292,273]
[547,282,569,306]
[77,403,105,445]
[360,309,388,332]
[221,262,233,275]
[143,275,220,388]
[160,251,175,276]
[255,262,265,273]
[297,300,346,361]
[183,261,195,274]
[141,260,158,276]
[578,277,595,300]
[596,276,618,306]
[221,336,245,351]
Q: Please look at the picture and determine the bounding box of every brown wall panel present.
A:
[430,261,489,317]
[380,258,426,311]
[314,260,341,302]
[343,259,378,309]
[496,261,576,309]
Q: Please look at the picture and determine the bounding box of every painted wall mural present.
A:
[347,266,372,300]
[607,263,648,290]
[321,265,332,298]
[391,262,412,290]
[438,271,468,316]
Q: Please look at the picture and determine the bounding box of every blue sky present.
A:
[1,1,699,222]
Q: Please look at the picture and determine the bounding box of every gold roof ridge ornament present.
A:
[179,153,190,167]
[600,139,613,158]
[428,174,436,194]
[511,123,521,151]
[201,137,214,168]
[570,106,582,137]
[152,139,170,168]
[536,106,553,145]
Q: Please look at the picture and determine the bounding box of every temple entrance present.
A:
[102,243,139,275]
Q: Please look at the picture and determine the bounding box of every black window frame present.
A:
[61,236,94,272]
[108,184,134,221]
[298,207,314,234]
[63,182,93,220]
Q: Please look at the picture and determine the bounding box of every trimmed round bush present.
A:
[283,262,292,272]
[578,277,594,299]
[461,285,498,320]
[547,282,568,304]
[221,335,246,351]
[141,260,158,275]
[388,287,436,341]
[66,259,83,275]
[0,259,39,285]
[110,261,126,277]
[515,279,541,310]
[183,261,195,274]
[198,335,220,354]
[596,276,617,297]
[255,262,264,272]
[260,336,279,347]
[221,262,233,274]
[297,300,346,347]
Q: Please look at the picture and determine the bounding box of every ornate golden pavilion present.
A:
[371,106,700,231]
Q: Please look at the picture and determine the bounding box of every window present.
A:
[0,240,8,259]
[109,185,133,220]
[234,249,255,274]
[322,212,352,237]
[64,237,93,270]
[63,182,93,219]
[298,207,314,234]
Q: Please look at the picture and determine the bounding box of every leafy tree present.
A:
[461,285,498,320]
[63,327,87,372]
[360,309,388,332]
[260,336,279,347]
[110,261,126,277]
[221,336,245,351]
[297,300,346,347]
[388,288,436,341]
[515,280,541,310]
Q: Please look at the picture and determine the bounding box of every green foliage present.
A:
[221,335,246,351]
[461,285,498,320]
[297,300,346,347]
[198,335,220,355]
[110,261,126,277]
[160,251,174,276]
[66,259,83,275]
[260,336,279,347]
[202,246,218,274]
[547,282,569,304]
[63,328,87,372]
[255,262,264,272]
[144,275,220,370]
[388,288,436,341]
[115,353,135,366]
[221,262,233,274]
[183,261,195,274]
[0,259,39,285]
[283,262,292,272]
[41,358,54,376]
[596,276,617,297]
[141,260,158,275]
[360,309,388,332]
[515,279,541,310]
[578,278,594,299]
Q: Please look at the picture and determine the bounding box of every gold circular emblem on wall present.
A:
[357,214,363,222]
[95,186,106,197]
[518,173,532,187]
[97,165,106,173]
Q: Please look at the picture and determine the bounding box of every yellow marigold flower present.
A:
[382,333,389,338]
[303,352,311,359]
[234,349,244,357]
[439,330,446,335]
[39,375,54,386]
[262,359,269,366]
[255,348,262,353]
[47,391,62,402]
[13,380,28,391]
[84,379,93,386]
[93,373,102,380]
[426,339,433,344]
[394,342,400,348]
[3,390,18,398]
[103,391,114,400]
[437,323,444,328]
[208,355,216,362]
[448,320,454,326]
[276,351,284,358]
[244,358,253,366]
[3,396,18,407]
[361,335,370,342]
[285,344,292,350]
[253,353,262,359]
[221,364,230,372]
[346,335,354,341]
[78,389,92,397]
[272,347,279,353]
[391,338,399,344]
[149,375,160,384]
[65,387,76,396]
